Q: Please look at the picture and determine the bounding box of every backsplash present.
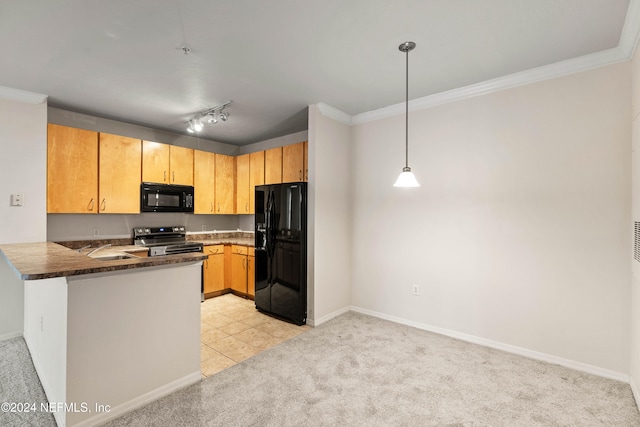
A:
[47,213,246,241]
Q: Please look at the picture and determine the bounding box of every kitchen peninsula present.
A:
[0,242,207,427]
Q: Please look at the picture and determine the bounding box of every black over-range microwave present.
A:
[140,183,194,213]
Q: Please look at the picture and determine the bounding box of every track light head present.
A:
[185,101,232,134]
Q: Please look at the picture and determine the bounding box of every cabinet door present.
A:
[249,151,265,213]
[231,253,248,294]
[47,124,99,213]
[99,133,142,213]
[194,150,215,214]
[247,248,255,297]
[204,245,225,294]
[214,154,235,214]
[142,140,170,184]
[236,153,250,214]
[303,141,308,182]
[169,145,194,185]
[282,141,305,183]
[264,147,282,184]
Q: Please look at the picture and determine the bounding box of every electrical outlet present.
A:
[202,225,207,231]
[93,228,100,237]
[412,284,420,296]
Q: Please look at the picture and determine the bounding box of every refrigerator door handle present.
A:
[266,190,276,258]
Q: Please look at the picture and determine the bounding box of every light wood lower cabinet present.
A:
[203,245,225,296]
[247,247,255,298]
[203,244,254,300]
[231,245,249,295]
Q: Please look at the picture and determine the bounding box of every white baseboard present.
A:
[308,306,350,327]
[350,306,630,383]
[72,371,202,427]
[0,331,22,341]
[631,376,640,413]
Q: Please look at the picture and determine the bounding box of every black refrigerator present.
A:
[254,182,307,325]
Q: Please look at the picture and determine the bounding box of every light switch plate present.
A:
[10,193,23,207]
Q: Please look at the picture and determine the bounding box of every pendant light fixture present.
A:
[393,41,420,188]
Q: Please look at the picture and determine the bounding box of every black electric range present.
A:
[133,226,203,256]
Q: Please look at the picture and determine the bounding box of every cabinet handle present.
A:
[210,202,213,213]
[305,169,308,181]
[218,203,220,213]
[172,171,175,182]
[100,198,106,211]
[88,198,95,211]
[299,169,302,180]
[245,202,249,212]
[205,259,208,269]
[242,258,246,269]
[164,171,167,182]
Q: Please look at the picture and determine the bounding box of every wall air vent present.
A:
[635,222,640,263]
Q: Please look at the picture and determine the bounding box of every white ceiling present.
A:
[0,0,636,145]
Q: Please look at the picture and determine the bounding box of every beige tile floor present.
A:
[200,294,311,377]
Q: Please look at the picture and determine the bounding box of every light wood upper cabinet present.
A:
[141,141,170,183]
[282,141,306,183]
[47,124,99,214]
[236,154,250,214]
[214,153,235,214]
[264,147,282,184]
[249,151,265,213]
[303,141,308,182]
[142,141,193,185]
[170,145,194,185]
[98,133,142,214]
[194,150,215,214]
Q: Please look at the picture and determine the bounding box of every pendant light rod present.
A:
[394,41,419,188]
[401,42,414,169]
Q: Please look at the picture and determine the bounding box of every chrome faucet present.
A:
[77,244,92,253]
[86,244,112,256]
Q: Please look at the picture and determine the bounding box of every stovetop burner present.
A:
[133,226,203,256]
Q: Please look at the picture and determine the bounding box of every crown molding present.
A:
[317,102,352,125]
[0,85,47,104]
[339,0,640,126]
[352,47,629,125]
[620,0,640,57]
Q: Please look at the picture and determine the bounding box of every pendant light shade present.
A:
[394,167,420,187]
[394,41,420,188]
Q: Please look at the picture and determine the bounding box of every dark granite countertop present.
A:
[186,231,254,247]
[0,242,207,281]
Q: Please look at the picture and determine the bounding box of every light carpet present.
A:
[106,312,640,426]
[0,337,56,427]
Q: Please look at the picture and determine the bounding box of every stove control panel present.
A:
[133,226,186,237]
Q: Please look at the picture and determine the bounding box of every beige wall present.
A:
[307,105,352,324]
[631,41,640,404]
[350,62,632,376]
[0,96,47,339]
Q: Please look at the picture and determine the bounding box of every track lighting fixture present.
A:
[185,101,231,133]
